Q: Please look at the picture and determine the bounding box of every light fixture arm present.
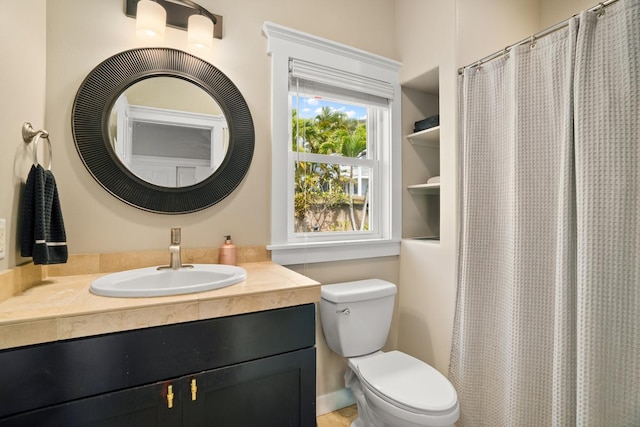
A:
[176,0,217,25]
[125,0,223,39]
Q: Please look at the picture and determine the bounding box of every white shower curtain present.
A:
[450,0,640,425]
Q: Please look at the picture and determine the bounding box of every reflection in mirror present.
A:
[108,77,229,187]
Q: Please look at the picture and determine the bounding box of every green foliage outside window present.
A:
[292,106,369,232]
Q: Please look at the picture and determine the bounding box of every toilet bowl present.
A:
[348,351,459,427]
[320,279,459,427]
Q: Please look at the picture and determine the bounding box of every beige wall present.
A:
[123,77,224,115]
[40,0,396,255]
[541,0,596,27]
[0,1,47,271]
[395,0,460,376]
[458,0,597,70]
[457,0,540,68]
[3,0,399,412]
[394,0,541,377]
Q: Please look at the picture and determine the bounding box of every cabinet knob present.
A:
[191,379,198,401]
[167,384,174,409]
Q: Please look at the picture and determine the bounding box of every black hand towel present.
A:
[20,164,68,265]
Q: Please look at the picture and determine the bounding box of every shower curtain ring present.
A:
[529,35,537,49]
[597,3,606,17]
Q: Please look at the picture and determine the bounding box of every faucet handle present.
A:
[171,227,181,245]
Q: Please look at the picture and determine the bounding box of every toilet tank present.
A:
[320,279,397,358]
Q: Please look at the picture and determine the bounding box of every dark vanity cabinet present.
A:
[0,304,316,427]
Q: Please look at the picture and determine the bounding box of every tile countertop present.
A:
[0,261,320,351]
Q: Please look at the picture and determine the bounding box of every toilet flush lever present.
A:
[337,308,351,315]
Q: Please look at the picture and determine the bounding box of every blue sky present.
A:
[292,95,367,120]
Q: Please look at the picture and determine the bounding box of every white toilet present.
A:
[320,279,459,427]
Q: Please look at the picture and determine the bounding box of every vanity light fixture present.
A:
[125,0,223,43]
[187,14,214,49]
[136,0,166,40]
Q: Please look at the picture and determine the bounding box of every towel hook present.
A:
[22,122,48,142]
[22,122,52,170]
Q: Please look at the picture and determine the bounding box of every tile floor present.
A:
[316,405,358,426]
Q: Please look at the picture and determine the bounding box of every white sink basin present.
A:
[90,264,247,297]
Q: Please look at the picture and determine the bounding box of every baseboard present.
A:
[316,388,356,416]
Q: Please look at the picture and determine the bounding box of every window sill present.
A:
[267,239,401,265]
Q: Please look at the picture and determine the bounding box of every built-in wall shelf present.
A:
[409,236,440,242]
[407,183,440,194]
[407,126,440,148]
[402,66,440,240]
[406,126,440,195]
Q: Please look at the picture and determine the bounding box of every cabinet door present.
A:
[0,380,182,427]
[183,347,316,427]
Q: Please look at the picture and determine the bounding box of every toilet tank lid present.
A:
[321,279,397,303]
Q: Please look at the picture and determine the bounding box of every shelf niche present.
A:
[407,182,440,195]
[402,67,440,240]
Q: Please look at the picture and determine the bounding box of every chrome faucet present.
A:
[158,227,193,270]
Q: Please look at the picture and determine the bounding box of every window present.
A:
[264,22,401,265]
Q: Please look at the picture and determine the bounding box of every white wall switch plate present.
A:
[0,219,5,260]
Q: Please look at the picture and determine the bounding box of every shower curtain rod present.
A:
[458,0,620,75]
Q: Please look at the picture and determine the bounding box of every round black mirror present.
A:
[72,48,254,214]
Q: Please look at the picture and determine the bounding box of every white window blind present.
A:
[289,59,394,107]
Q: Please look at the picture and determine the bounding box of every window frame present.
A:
[263,21,402,265]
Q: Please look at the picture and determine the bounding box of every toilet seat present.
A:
[353,351,458,415]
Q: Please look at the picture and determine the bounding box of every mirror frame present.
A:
[72,48,254,214]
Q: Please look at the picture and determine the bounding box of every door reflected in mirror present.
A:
[108,77,229,188]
